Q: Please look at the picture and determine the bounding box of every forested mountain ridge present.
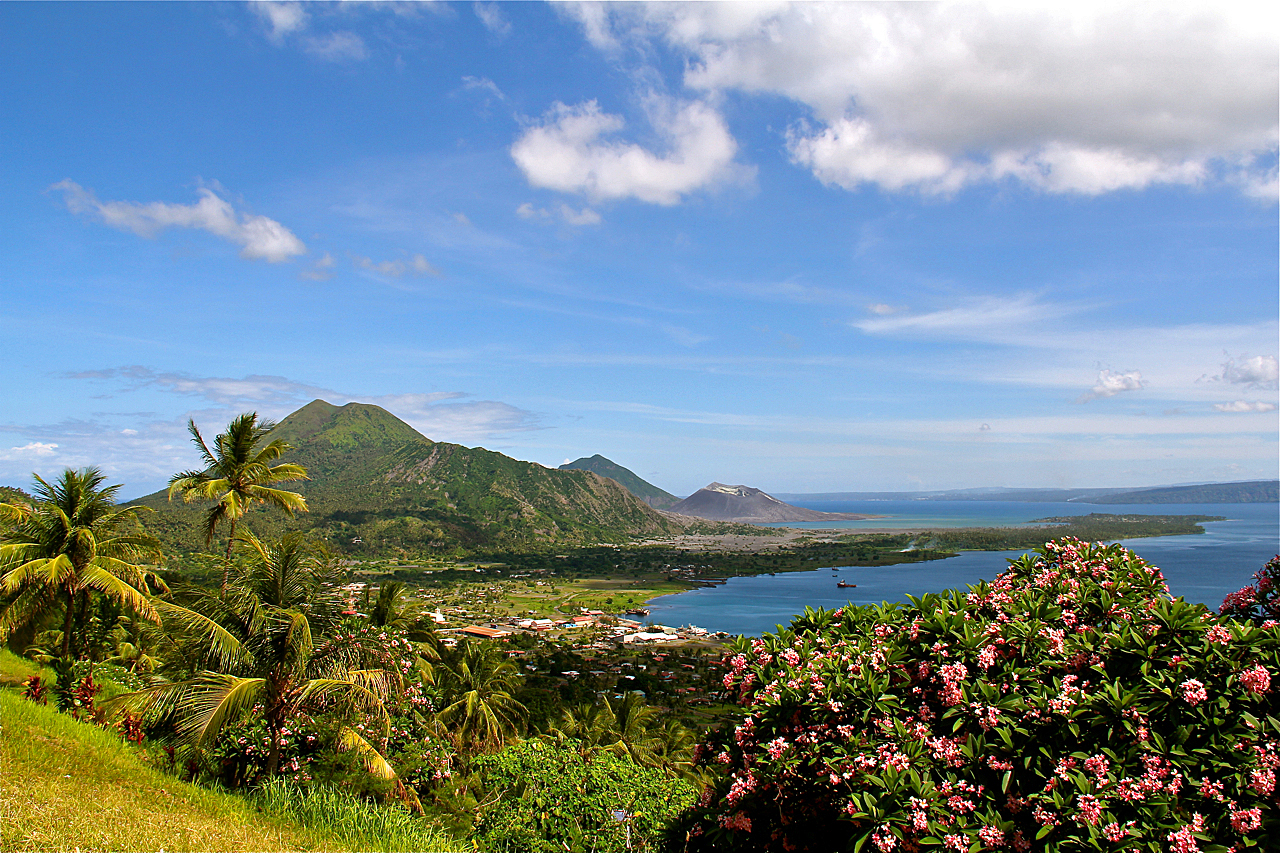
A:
[129,400,685,554]
[558,455,681,509]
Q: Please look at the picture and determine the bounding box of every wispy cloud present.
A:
[352,253,443,278]
[1214,400,1278,413]
[473,3,510,37]
[516,202,602,226]
[853,293,1079,341]
[52,180,306,263]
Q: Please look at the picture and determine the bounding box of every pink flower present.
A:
[1249,768,1275,796]
[978,825,1004,848]
[1241,664,1271,694]
[719,811,752,832]
[1102,823,1127,842]
[943,834,966,852]
[1167,823,1200,853]
[1181,679,1208,706]
[871,825,897,852]
[1230,807,1261,833]
[1205,624,1232,645]
[1075,794,1102,825]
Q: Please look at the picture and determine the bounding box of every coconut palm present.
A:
[548,692,665,767]
[0,468,164,659]
[167,412,308,594]
[433,639,527,754]
[119,532,416,807]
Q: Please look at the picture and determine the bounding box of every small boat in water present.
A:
[837,581,856,588]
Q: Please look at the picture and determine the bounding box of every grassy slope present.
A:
[1,691,336,852]
[0,651,458,852]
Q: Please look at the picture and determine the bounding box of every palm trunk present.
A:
[221,518,237,597]
[60,589,75,659]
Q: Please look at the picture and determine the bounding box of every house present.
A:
[461,625,513,640]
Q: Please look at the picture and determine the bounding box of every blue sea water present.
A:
[645,501,1280,637]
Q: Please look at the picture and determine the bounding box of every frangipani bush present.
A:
[672,539,1278,852]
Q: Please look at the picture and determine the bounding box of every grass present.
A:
[253,780,460,853]
[0,672,459,852]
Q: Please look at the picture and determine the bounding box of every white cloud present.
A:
[252,1,308,42]
[304,31,367,62]
[0,442,59,461]
[52,180,306,263]
[353,253,442,278]
[1214,400,1279,413]
[579,3,1279,197]
[1211,354,1280,390]
[473,3,511,37]
[1078,369,1145,402]
[511,97,750,205]
[516,202,601,226]
[853,293,1077,340]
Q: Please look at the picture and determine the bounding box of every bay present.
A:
[645,500,1279,637]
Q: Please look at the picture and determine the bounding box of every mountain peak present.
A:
[559,455,679,509]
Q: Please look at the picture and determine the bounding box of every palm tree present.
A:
[168,412,308,595]
[548,692,665,767]
[0,468,165,659]
[119,532,416,807]
[433,639,527,754]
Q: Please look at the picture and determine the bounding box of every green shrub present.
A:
[673,539,1279,852]
[471,739,697,852]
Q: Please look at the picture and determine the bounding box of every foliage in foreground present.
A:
[254,778,459,852]
[674,539,1280,852]
[470,739,698,852]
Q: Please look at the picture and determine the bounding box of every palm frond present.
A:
[177,672,268,748]
[154,598,248,670]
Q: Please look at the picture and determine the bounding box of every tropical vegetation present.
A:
[2,413,1277,851]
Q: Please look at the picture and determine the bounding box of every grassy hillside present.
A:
[1,692,327,850]
[130,400,685,556]
[0,650,458,852]
[558,454,680,508]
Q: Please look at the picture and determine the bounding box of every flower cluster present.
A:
[678,540,1280,852]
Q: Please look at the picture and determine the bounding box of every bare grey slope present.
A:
[667,483,876,523]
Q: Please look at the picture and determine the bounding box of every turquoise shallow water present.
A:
[645,501,1280,637]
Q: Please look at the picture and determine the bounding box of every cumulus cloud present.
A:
[1078,369,1146,403]
[511,97,750,205]
[1214,400,1279,413]
[353,253,442,278]
[574,3,1278,197]
[252,1,308,42]
[1206,354,1280,390]
[853,293,1076,341]
[0,442,59,461]
[52,180,306,263]
[516,202,602,226]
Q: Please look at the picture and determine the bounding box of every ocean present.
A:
[644,500,1280,637]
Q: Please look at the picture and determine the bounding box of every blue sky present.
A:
[1,1,1276,500]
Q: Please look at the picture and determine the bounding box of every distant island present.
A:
[773,480,1278,505]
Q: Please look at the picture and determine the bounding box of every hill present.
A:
[558,455,680,509]
[668,483,878,523]
[1085,479,1279,504]
[131,400,685,555]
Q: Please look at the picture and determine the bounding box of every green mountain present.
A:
[558,455,680,509]
[131,400,684,555]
